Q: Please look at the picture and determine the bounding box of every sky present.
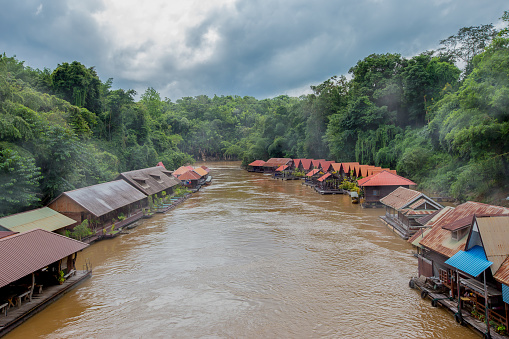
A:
[0,1,507,101]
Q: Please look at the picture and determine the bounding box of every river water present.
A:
[5,162,477,338]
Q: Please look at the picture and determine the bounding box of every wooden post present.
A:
[484,270,491,338]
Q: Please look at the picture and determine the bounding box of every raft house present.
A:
[379,187,443,239]
[357,170,416,208]
[48,180,148,243]
[0,229,91,337]
[408,202,509,337]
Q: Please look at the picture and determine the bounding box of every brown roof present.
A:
[358,171,416,187]
[118,166,181,196]
[473,216,509,275]
[178,170,201,181]
[173,166,194,176]
[53,180,148,218]
[264,158,292,168]
[0,229,88,288]
[419,202,509,258]
[193,167,208,177]
[200,165,210,173]
[494,257,509,286]
[379,187,422,210]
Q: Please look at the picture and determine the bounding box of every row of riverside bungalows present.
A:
[172,165,211,192]
[247,158,413,207]
[0,163,208,243]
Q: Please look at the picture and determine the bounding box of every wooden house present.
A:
[178,170,202,190]
[445,215,509,332]
[0,229,90,336]
[0,207,77,235]
[48,180,148,230]
[316,172,341,192]
[263,158,292,173]
[247,160,266,172]
[117,166,182,198]
[412,201,509,283]
[173,165,194,177]
[305,168,322,186]
[357,170,416,207]
[380,187,443,239]
[298,159,313,172]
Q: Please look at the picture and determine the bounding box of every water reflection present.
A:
[6,162,476,338]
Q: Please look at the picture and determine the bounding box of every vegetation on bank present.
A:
[0,11,508,216]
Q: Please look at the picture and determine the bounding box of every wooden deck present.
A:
[0,270,91,337]
[410,277,506,338]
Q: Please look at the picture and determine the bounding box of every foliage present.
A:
[0,148,41,216]
[71,219,93,240]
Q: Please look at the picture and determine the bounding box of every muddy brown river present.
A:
[5,162,477,338]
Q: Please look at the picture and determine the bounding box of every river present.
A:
[5,162,477,338]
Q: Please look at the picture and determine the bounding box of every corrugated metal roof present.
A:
[178,170,201,180]
[408,228,431,248]
[445,245,492,277]
[0,231,17,239]
[0,207,77,233]
[300,159,313,170]
[419,202,509,258]
[379,187,422,210]
[358,171,416,187]
[58,180,147,217]
[173,166,193,176]
[494,257,509,286]
[306,169,320,176]
[193,167,208,177]
[248,160,265,167]
[275,165,289,172]
[318,173,332,182]
[264,158,292,167]
[118,166,181,196]
[331,163,342,172]
[0,228,88,288]
[402,209,437,216]
[475,216,509,275]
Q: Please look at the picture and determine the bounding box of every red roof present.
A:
[318,173,332,182]
[358,170,416,187]
[319,161,334,172]
[0,229,88,288]
[300,159,313,170]
[178,170,201,181]
[248,160,266,167]
[341,162,360,175]
[173,166,192,177]
[200,165,210,173]
[306,169,320,176]
[293,159,302,168]
[275,165,289,172]
[331,163,343,172]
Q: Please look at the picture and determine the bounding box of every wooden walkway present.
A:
[411,278,505,338]
[0,270,91,337]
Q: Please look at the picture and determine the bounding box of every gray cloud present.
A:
[1,0,507,100]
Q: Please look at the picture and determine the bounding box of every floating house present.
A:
[358,170,416,207]
[118,166,182,200]
[444,215,509,334]
[380,187,443,239]
[413,202,509,281]
[247,160,266,172]
[0,229,90,336]
[172,165,194,177]
[263,158,292,173]
[177,170,202,190]
[48,180,148,232]
[0,207,77,235]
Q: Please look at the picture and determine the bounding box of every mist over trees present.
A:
[0,11,508,215]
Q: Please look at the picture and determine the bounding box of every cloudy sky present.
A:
[0,1,507,100]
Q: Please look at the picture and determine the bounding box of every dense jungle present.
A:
[1,12,508,216]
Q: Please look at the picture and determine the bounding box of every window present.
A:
[372,189,379,196]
